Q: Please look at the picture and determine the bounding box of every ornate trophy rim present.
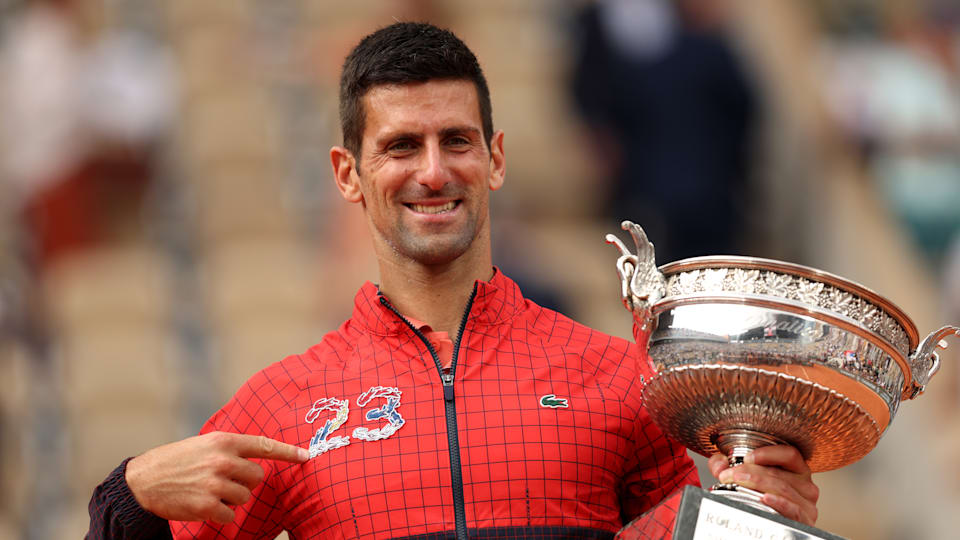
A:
[658,255,920,351]
[655,255,925,400]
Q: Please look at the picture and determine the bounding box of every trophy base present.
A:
[673,485,846,540]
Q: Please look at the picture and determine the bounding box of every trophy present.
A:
[606,221,960,540]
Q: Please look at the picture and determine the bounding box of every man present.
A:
[87,22,818,539]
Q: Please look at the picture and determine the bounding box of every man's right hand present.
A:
[124,432,309,524]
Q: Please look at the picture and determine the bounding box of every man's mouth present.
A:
[407,201,459,214]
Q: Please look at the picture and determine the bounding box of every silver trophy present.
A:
[607,221,959,539]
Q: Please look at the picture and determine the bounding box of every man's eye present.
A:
[447,136,470,147]
[388,141,415,153]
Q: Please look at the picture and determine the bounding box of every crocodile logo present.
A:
[539,394,569,408]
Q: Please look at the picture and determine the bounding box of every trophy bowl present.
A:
[643,258,914,473]
[607,221,959,514]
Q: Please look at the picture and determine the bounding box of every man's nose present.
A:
[417,142,449,191]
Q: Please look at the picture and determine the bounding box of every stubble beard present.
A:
[378,181,484,267]
[385,211,481,267]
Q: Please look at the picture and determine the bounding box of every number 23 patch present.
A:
[304,386,405,458]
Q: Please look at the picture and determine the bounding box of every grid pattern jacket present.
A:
[91,270,698,539]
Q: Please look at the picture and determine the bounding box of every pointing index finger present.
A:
[235,434,310,463]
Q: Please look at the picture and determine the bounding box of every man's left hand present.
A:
[708,445,819,526]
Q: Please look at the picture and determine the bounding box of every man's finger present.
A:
[722,464,818,504]
[745,445,810,475]
[721,472,817,526]
[763,492,816,527]
[229,458,267,490]
[213,479,253,507]
[234,434,310,463]
[707,454,729,479]
[720,462,819,502]
[193,495,236,525]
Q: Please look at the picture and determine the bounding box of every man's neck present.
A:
[377,256,493,338]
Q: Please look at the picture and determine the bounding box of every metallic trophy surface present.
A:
[607,220,959,537]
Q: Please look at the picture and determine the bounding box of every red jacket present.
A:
[160,270,697,538]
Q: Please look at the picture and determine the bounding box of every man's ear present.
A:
[331,146,363,203]
[488,130,506,191]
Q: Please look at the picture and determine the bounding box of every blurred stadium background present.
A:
[0,0,958,538]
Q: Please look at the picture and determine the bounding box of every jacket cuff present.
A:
[107,457,170,536]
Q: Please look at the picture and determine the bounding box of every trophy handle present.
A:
[605,221,667,332]
[907,326,960,398]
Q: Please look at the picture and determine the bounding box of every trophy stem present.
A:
[709,428,790,515]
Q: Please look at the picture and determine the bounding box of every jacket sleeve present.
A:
[616,489,686,540]
[86,458,172,540]
[618,398,699,524]
[618,341,700,530]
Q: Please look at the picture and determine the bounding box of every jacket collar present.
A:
[351,267,524,336]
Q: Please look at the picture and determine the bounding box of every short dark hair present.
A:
[339,22,494,158]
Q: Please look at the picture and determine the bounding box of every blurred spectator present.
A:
[820,1,960,269]
[0,0,176,272]
[0,0,86,248]
[569,0,758,263]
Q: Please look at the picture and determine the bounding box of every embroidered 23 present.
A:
[305,386,405,457]
[354,386,405,441]
[305,397,350,457]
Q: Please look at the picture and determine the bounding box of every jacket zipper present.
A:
[379,283,477,540]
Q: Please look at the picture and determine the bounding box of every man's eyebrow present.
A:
[378,131,420,144]
[440,126,482,139]
[375,126,481,146]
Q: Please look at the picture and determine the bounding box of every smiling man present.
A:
[330,77,505,338]
[87,22,818,540]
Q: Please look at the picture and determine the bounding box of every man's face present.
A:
[335,79,505,267]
